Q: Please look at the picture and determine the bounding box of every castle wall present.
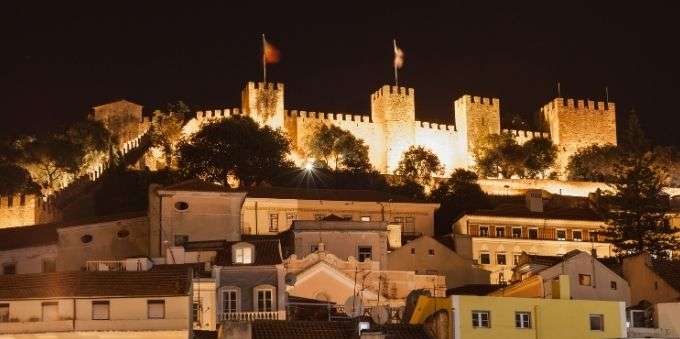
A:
[0,194,59,229]
[503,129,550,145]
[414,122,468,174]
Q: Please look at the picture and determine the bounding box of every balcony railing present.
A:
[470,232,604,243]
[85,260,126,272]
[219,311,286,322]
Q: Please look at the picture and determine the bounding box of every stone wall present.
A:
[0,194,59,229]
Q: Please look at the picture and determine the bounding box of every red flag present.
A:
[263,38,280,64]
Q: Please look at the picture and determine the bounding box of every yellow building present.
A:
[411,276,626,339]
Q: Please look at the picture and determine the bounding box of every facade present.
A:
[183,82,617,177]
[491,250,631,304]
[621,253,680,306]
[387,236,490,289]
[242,186,439,239]
[0,270,192,336]
[452,191,614,283]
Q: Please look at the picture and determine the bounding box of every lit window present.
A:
[472,311,490,328]
[528,228,538,239]
[480,253,490,265]
[92,301,110,320]
[41,302,58,321]
[556,230,566,241]
[496,253,507,265]
[589,314,604,331]
[234,246,253,264]
[479,226,489,237]
[358,246,372,262]
[147,300,165,319]
[512,228,522,238]
[495,227,505,238]
[269,213,279,232]
[579,274,592,286]
[610,281,617,290]
[257,290,273,312]
[0,303,8,322]
[572,230,582,241]
[223,289,239,313]
[361,216,371,222]
[515,312,531,328]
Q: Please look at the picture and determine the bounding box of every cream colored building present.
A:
[452,191,614,284]
[242,186,439,240]
[0,270,192,336]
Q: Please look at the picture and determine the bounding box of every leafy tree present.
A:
[387,178,427,201]
[431,169,491,235]
[394,146,444,188]
[178,116,293,187]
[0,162,41,196]
[150,106,186,168]
[566,144,621,182]
[522,138,557,178]
[23,135,84,191]
[474,132,525,178]
[65,119,116,172]
[599,155,679,258]
[305,124,372,172]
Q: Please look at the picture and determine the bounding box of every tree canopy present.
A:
[150,102,187,168]
[394,146,444,189]
[430,169,491,235]
[474,133,556,179]
[0,162,41,196]
[178,116,293,187]
[305,124,372,172]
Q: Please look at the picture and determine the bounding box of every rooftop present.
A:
[251,319,429,339]
[247,186,433,204]
[465,202,602,222]
[447,284,505,296]
[650,258,680,293]
[214,239,283,266]
[161,179,240,193]
[291,219,388,231]
[0,269,191,300]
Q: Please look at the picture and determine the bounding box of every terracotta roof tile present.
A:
[0,223,59,251]
[251,320,429,339]
[468,203,602,221]
[215,239,282,266]
[651,259,680,293]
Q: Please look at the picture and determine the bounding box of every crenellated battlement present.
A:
[284,110,371,123]
[502,129,550,139]
[0,193,59,229]
[541,97,615,113]
[415,120,457,132]
[246,81,284,91]
[454,94,500,108]
[370,85,415,101]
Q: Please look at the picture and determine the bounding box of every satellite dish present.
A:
[285,273,297,286]
[344,295,364,318]
[371,305,389,324]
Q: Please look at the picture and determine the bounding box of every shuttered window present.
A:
[148,300,165,319]
[41,302,59,321]
[92,301,110,320]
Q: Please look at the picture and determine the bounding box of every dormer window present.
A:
[232,243,255,264]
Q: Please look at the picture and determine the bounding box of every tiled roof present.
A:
[59,211,147,227]
[246,186,432,204]
[183,240,228,252]
[651,259,680,293]
[251,320,429,339]
[447,284,505,296]
[215,239,282,266]
[0,270,191,300]
[161,179,240,193]
[467,203,602,221]
[291,220,387,231]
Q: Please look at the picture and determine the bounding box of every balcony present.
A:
[218,311,286,322]
[85,258,153,272]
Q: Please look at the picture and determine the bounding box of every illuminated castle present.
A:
[183,82,617,175]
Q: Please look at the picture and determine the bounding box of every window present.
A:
[515,312,531,328]
[20,195,26,206]
[360,216,371,222]
[573,230,582,241]
[234,245,253,264]
[472,311,490,328]
[174,234,189,246]
[394,217,415,234]
[654,281,659,290]
[556,229,566,241]
[579,274,592,286]
[223,289,238,313]
[192,302,201,323]
[310,244,319,252]
[174,201,189,211]
[257,290,273,312]
[498,272,506,284]
[358,246,372,262]
[513,254,521,265]
[92,301,110,320]
[410,248,415,255]
[81,234,93,244]
[428,249,435,256]
[610,281,617,290]
[0,304,8,322]
[589,314,604,331]
[512,227,522,238]
[496,253,507,265]
[42,302,58,321]
[480,253,490,265]
[42,259,56,273]
[269,213,279,232]
[630,310,646,327]
[116,229,130,238]
[7,196,12,208]
[3,263,16,275]
[495,227,505,238]
[589,231,599,242]
[528,228,538,239]
[148,300,165,319]
[286,212,297,225]
[479,226,489,237]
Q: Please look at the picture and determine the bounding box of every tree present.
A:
[178,116,293,187]
[0,162,40,196]
[566,144,621,182]
[474,132,525,178]
[599,155,680,259]
[65,119,116,173]
[305,124,372,172]
[522,138,557,178]
[150,106,185,168]
[23,135,84,192]
[430,169,491,235]
[394,146,444,188]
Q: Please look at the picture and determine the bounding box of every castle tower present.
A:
[453,95,501,167]
[370,85,416,173]
[540,98,616,176]
[241,82,285,130]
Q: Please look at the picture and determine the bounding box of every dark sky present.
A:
[1,1,678,146]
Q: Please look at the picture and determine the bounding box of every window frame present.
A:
[358,246,373,262]
[221,286,241,313]
[147,299,165,319]
[2,262,17,275]
[479,226,489,237]
[589,314,604,331]
[556,229,567,241]
[579,274,592,286]
[528,228,538,239]
[232,243,255,264]
[572,229,583,242]
[471,310,490,328]
[511,227,522,238]
[610,280,617,290]
[0,303,8,323]
[428,249,435,256]
[495,227,505,238]
[174,234,189,246]
[269,213,279,232]
[91,300,110,320]
[496,253,507,265]
[479,252,490,265]
[515,311,531,329]
[253,285,276,312]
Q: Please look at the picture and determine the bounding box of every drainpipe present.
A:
[72,298,76,331]
[254,201,259,235]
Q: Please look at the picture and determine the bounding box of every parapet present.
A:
[541,97,615,113]
[502,129,550,139]
[415,120,457,132]
[284,110,372,123]
[454,94,500,108]
[371,85,415,101]
[195,108,241,120]
[246,81,284,91]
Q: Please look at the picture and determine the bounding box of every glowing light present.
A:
[304,161,314,171]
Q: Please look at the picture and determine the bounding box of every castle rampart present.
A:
[501,129,550,144]
[0,194,60,229]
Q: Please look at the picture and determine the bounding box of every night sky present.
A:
[1,1,678,146]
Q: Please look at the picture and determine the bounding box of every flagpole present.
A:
[393,39,398,86]
[605,86,609,102]
[262,33,267,84]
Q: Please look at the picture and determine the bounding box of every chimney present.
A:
[525,190,544,213]
[551,275,571,300]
